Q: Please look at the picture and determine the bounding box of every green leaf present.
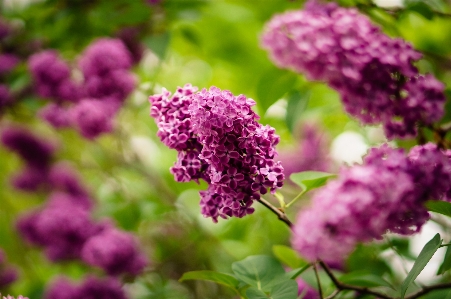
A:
[404,0,434,19]
[425,200,451,218]
[232,255,286,292]
[400,233,442,299]
[438,245,451,275]
[339,271,392,288]
[289,171,336,192]
[246,287,268,299]
[285,90,309,133]
[270,279,298,299]
[286,264,311,279]
[144,32,171,60]
[179,270,239,291]
[272,245,307,269]
[256,68,297,114]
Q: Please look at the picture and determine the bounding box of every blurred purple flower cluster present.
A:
[150,85,284,222]
[292,143,451,263]
[45,276,126,299]
[1,126,147,297]
[0,249,18,290]
[261,2,445,139]
[2,296,29,299]
[29,38,136,139]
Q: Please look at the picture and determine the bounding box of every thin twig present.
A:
[257,197,293,228]
[324,289,340,299]
[314,262,324,299]
[405,282,451,299]
[319,261,392,299]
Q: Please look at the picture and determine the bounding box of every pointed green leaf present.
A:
[246,287,268,299]
[290,171,336,192]
[232,255,285,292]
[438,245,451,275]
[273,245,308,269]
[285,90,309,133]
[339,271,392,288]
[179,270,239,290]
[286,264,311,279]
[143,32,171,59]
[425,200,451,218]
[400,234,442,299]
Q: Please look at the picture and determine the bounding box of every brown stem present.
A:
[324,289,340,299]
[257,197,293,228]
[319,261,392,299]
[405,282,451,299]
[314,262,324,299]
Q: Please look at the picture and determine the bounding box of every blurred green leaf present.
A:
[232,255,285,292]
[285,90,309,134]
[404,0,434,19]
[256,68,297,114]
[272,245,308,269]
[289,171,336,192]
[286,264,311,279]
[438,244,451,275]
[425,200,451,218]
[270,279,298,299]
[144,32,171,60]
[179,270,240,291]
[401,233,442,299]
[339,271,392,288]
[246,287,268,299]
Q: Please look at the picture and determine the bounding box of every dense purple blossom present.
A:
[150,85,284,222]
[0,85,11,109]
[1,126,54,168]
[81,228,147,276]
[292,143,451,262]
[83,70,135,102]
[79,38,132,77]
[69,100,114,139]
[17,194,98,261]
[11,166,48,192]
[0,54,19,74]
[45,276,127,299]
[261,3,445,139]
[39,104,71,128]
[28,51,80,103]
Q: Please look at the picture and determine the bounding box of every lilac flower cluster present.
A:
[261,2,445,139]
[29,38,136,139]
[0,249,18,290]
[150,85,284,222]
[292,143,451,263]
[1,126,147,279]
[45,276,126,299]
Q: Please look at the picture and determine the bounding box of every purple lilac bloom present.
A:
[0,54,19,74]
[28,51,80,103]
[11,166,48,192]
[81,228,148,276]
[45,276,127,299]
[39,104,71,128]
[261,2,445,139]
[150,85,285,222]
[1,126,54,169]
[78,38,132,78]
[292,143,451,262]
[83,70,135,103]
[117,27,145,64]
[0,85,11,109]
[69,99,114,139]
[17,194,98,261]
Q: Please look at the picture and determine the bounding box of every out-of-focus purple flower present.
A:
[69,99,114,139]
[29,51,80,103]
[0,249,18,290]
[261,3,445,139]
[280,123,330,177]
[0,54,19,74]
[297,278,319,299]
[292,143,451,263]
[2,296,29,299]
[45,276,127,299]
[0,85,12,109]
[11,166,48,192]
[79,38,132,78]
[39,104,72,128]
[83,70,135,102]
[117,27,145,64]
[17,194,98,261]
[150,85,285,222]
[81,228,148,276]
[1,126,54,169]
